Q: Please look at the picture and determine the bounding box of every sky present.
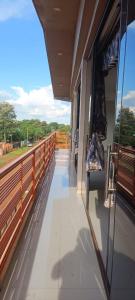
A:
[0,0,71,124]
[116,20,135,118]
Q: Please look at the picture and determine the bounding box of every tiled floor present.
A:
[1,150,107,300]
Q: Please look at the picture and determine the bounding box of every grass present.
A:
[0,147,30,168]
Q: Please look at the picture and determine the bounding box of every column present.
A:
[77,59,90,192]
[71,91,77,159]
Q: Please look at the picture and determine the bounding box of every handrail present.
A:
[113,142,135,154]
[116,144,135,205]
[0,132,56,177]
[119,146,135,154]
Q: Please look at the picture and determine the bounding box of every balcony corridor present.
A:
[1,150,106,300]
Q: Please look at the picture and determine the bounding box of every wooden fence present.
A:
[55,131,70,149]
[0,133,56,284]
[117,146,135,205]
[0,143,13,157]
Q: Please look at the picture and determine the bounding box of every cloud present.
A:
[129,107,135,114]
[119,90,135,114]
[0,85,71,124]
[0,0,34,22]
[123,90,135,107]
[0,90,11,100]
[123,90,135,100]
[129,20,135,30]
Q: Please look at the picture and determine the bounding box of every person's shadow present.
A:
[51,228,106,300]
[51,225,135,300]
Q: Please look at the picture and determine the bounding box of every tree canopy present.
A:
[0,102,16,142]
[114,107,135,146]
[0,102,70,143]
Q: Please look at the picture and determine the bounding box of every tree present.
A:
[17,119,46,142]
[0,102,71,143]
[0,102,16,142]
[12,126,24,142]
[47,122,70,133]
[114,107,135,146]
[58,124,70,132]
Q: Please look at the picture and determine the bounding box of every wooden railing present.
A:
[0,133,56,283]
[55,131,70,149]
[117,146,135,205]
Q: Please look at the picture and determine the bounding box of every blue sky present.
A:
[0,0,71,124]
[117,21,135,116]
[116,20,135,119]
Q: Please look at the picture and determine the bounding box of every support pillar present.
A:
[77,59,88,192]
[71,91,77,159]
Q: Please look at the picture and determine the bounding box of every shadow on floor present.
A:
[51,228,106,300]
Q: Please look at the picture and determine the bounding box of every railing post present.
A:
[52,136,53,157]
[32,150,36,200]
[54,133,56,152]
[55,132,57,149]
[48,139,50,164]
[20,161,23,220]
[49,137,52,161]
[39,146,41,178]
[50,137,52,160]
[44,141,46,172]
[48,140,50,165]
[133,158,135,203]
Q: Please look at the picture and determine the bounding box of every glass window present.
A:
[120,1,135,147]
[111,2,135,300]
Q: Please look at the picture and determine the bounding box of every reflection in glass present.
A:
[110,1,135,299]
[114,32,127,144]
[119,2,135,147]
[114,2,135,203]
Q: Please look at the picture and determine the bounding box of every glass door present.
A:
[88,44,120,282]
[87,0,129,292]
[110,1,135,299]
[106,0,128,284]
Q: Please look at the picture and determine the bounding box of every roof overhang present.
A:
[33,0,80,101]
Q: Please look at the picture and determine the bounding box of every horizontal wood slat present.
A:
[0,132,56,281]
[117,146,135,205]
[55,131,70,149]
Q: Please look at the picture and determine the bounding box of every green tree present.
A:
[47,122,70,133]
[114,107,135,146]
[58,124,70,132]
[0,102,71,143]
[17,119,46,142]
[12,126,25,142]
[0,102,16,142]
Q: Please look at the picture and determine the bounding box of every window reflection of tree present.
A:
[114,2,135,148]
[115,107,135,146]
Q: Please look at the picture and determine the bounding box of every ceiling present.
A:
[33,0,80,101]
